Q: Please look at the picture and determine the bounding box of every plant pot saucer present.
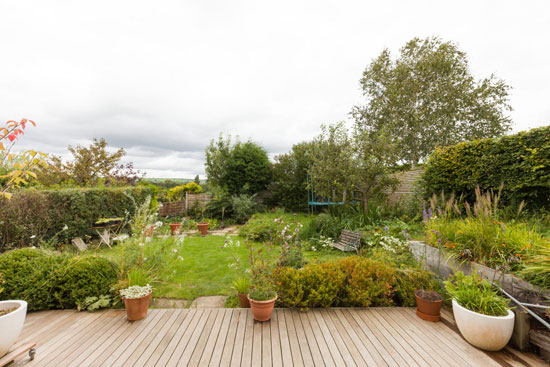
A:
[416,308,440,322]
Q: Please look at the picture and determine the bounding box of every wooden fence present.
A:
[159,193,212,216]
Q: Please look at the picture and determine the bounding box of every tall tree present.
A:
[270,141,316,211]
[351,37,512,165]
[205,134,272,195]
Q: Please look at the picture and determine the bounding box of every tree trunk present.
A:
[362,192,369,215]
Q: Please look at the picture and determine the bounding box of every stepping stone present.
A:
[151,298,188,308]
[190,296,227,308]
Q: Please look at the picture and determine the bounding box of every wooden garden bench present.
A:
[331,230,362,252]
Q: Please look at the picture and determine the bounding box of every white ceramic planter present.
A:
[452,299,514,351]
[0,300,28,357]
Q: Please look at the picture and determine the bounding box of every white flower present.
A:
[178,256,184,261]
[62,225,68,231]
[30,235,36,239]
[138,242,145,247]
[172,248,177,253]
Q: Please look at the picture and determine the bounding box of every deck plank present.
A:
[14,307,544,367]
[208,309,234,367]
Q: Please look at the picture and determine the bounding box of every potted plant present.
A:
[444,271,514,351]
[232,276,251,308]
[196,222,209,236]
[0,275,28,357]
[247,245,277,321]
[415,289,443,322]
[169,222,182,236]
[120,268,152,321]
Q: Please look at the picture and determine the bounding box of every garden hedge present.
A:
[423,126,550,208]
[0,186,154,251]
[0,248,118,311]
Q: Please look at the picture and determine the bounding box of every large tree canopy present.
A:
[270,141,316,211]
[205,135,271,195]
[351,37,512,165]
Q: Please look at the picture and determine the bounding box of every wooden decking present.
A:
[12,307,546,367]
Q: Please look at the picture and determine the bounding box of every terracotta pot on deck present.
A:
[123,292,152,321]
[248,295,277,322]
[238,293,250,308]
[197,222,209,236]
[169,222,182,236]
[415,289,443,322]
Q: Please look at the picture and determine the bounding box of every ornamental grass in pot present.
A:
[232,276,251,308]
[444,271,514,351]
[120,268,152,321]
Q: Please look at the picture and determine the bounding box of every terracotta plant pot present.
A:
[169,222,182,236]
[415,289,443,322]
[123,292,152,321]
[197,222,209,236]
[238,293,250,308]
[248,295,277,322]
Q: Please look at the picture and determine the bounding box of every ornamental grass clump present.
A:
[120,284,152,299]
[425,186,540,272]
[444,271,510,317]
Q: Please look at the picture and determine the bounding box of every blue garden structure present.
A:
[306,173,344,213]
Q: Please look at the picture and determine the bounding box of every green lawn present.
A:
[95,234,347,301]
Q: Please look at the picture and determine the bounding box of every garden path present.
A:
[12,307,545,367]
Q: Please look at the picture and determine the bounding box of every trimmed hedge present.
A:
[0,248,118,311]
[0,186,154,250]
[423,126,550,208]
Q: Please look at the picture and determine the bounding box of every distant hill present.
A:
[144,178,193,184]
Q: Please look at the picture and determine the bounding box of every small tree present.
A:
[351,37,512,165]
[0,119,46,199]
[37,138,142,187]
[310,122,398,213]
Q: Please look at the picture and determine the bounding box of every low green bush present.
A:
[0,186,154,250]
[0,248,118,311]
[274,255,438,309]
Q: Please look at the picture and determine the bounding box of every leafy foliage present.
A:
[0,186,154,250]
[310,122,398,213]
[270,141,316,211]
[37,138,142,187]
[444,271,510,316]
[0,248,118,311]
[275,256,437,309]
[352,37,512,165]
[423,126,550,208]
[205,134,271,195]
[0,119,46,199]
[230,194,260,224]
[165,182,202,202]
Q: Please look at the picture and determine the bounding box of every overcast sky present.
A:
[1,1,549,178]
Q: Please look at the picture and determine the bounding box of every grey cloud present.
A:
[1,0,549,178]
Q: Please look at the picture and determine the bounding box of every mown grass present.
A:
[96,233,347,301]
